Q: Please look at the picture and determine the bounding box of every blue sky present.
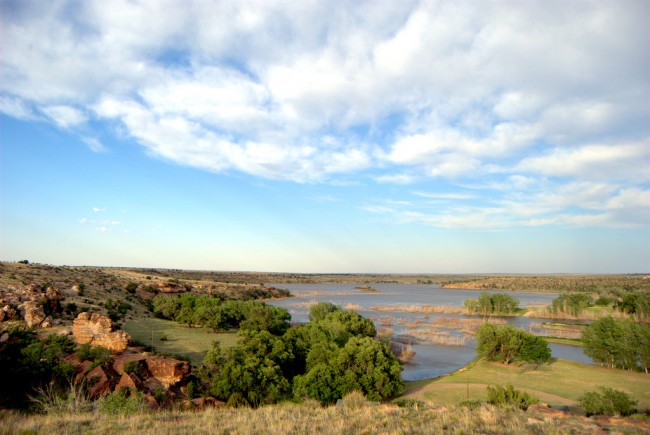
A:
[1,0,648,273]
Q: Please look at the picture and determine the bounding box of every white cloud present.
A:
[41,105,87,128]
[517,142,650,183]
[1,0,648,227]
[92,207,104,213]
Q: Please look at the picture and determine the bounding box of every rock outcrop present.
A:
[72,312,130,353]
[0,284,63,327]
[145,356,191,388]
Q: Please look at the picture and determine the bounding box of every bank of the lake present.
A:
[268,283,594,380]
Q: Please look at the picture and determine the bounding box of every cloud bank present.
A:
[2,0,648,228]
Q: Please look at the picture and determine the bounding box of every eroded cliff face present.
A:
[72,312,130,353]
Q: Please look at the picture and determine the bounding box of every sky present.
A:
[1,0,649,273]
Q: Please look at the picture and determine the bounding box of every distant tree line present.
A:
[464,292,519,315]
[582,317,650,373]
[199,302,403,407]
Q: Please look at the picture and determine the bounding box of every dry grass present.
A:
[372,305,467,314]
[344,303,362,311]
[0,402,574,434]
[527,322,586,340]
[5,398,648,434]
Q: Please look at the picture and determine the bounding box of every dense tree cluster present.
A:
[475,323,551,365]
[200,302,403,406]
[464,292,519,315]
[152,294,290,334]
[582,317,650,373]
[0,329,77,408]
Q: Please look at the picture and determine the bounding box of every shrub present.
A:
[578,386,638,416]
[486,384,539,410]
[123,360,144,378]
[125,282,138,294]
[97,390,149,416]
[476,323,551,365]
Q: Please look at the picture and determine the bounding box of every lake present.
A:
[268,283,593,380]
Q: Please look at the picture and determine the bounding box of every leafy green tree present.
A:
[309,302,340,322]
[239,304,291,335]
[204,331,293,407]
[582,317,634,369]
[316,309,376,346]
[476,323,551,365]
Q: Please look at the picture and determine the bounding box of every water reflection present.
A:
[268,283,593,380]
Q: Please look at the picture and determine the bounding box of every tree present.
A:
[582,317,650,371]
[309,302,339,322]
[205,331,293,407]
[476,323,551,365]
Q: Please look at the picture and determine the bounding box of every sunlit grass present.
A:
[122,317,239,366]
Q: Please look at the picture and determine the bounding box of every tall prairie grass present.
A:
[0,401,565,434]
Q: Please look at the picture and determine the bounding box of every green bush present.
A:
[123,360,144,378]
[476,323,551,365]
[97,390,149,416]
[578,386,638,417]
[486,384,539,410]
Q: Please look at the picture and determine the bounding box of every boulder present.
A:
[86,365,111,398]
[72,312,130,353]
[22,301,46,327]
[112,353,147,375]
[145,356,190,388]
[115,372,142,392]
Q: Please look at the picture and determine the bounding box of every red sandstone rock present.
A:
[86,365,111,398]
[115,373,142,392]
[112,353,147,375]
[145,356,190,388]
[72,312,130,353]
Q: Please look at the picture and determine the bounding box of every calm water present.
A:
[268,283,592,380]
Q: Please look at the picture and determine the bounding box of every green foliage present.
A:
[97,389,149,416]
[464,292,519,314]
[309,302,340,322]
[205,331,292,407]
[578,386,638,416]
[616,292,650,319]
[105,299,132,321]
[476,323,551,365]
[200,307,402,407]
[76,344,111,368]
[0,329,77,408]
[123,360,144,378]
[152,295,291,334]
[486,384,539,410]
[548,292,593,316]
[582,317,650,371]
[125,282,139,294]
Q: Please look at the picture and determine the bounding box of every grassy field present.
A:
[122,318,239,366]
[403,359,650,411]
